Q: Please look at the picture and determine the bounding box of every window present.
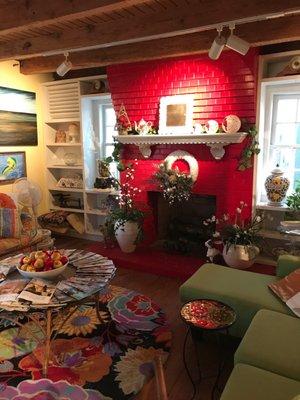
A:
[257,82,300,204]
[270,95,300,189]
[98,103,117,178]
[100,104,116,159]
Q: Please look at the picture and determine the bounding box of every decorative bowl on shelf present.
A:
[17,250,68,280]
[64,153,78,166]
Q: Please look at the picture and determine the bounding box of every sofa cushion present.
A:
[235,309,300,381]
[179,263,293,337]
[220,363,300,400]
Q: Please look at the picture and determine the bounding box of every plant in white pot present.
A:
[106,160,144,253]
[203,201,262,269]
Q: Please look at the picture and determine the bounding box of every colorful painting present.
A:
[0,152,26,183]
[0,87,37,146]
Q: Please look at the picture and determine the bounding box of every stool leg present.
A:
[183,328,198,400]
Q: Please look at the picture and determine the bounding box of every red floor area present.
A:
[88,243,276,281]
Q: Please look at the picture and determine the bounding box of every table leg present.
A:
[211,329,229,400]
[43,308,52,378]
[183,328,198,400]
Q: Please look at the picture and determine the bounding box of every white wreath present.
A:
[164,150,199,182]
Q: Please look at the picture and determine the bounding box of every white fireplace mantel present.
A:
[113,132,248,159]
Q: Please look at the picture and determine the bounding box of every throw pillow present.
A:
[0,193,16,209]
[269,269,300,317]
[0,208,21,238]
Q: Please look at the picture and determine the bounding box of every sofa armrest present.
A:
[277,255,300,278]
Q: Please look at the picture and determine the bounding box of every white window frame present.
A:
[256,79,300,205]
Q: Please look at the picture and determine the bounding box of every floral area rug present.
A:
[0,286,172,400]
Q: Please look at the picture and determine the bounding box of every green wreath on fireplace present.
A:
[154,151,197,205]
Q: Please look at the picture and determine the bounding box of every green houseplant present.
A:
[204,201,262,269]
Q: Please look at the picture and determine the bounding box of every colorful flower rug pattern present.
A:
[0,286,172,400]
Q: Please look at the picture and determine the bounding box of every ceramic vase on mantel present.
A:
[115,221,139,253]
[223,245,260,269]
[264,165,290,206]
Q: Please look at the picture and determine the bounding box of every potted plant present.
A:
[106,160,144,253]
[204,201,262,269]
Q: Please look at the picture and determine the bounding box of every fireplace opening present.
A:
[148,192,216,255]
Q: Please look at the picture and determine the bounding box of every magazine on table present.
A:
[0,279,29,303]
[0,253,23,282]
[18,279,57,305]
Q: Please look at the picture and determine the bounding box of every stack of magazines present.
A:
[0,249,116,312]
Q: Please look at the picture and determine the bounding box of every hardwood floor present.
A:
[54,236,238,400]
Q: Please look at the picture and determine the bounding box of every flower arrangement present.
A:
[105,160,144,242]
[154,161,194,205]
[203,201,262,259]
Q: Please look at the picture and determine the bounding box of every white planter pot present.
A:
[115,221,139,253]
[223,244,260,269]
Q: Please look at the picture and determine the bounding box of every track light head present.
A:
[56,52,72,76]
[226,24,250,56]
[209,27,226,60]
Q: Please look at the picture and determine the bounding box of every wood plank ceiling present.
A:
[0,0,299,74]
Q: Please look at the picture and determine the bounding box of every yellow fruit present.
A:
[34,259,44,269]
[52,251,61,261]
[20,264,28,271]
[35,251,46,259]
[53,260,63,269]
[22,256,31,264]
[29,252,36,261]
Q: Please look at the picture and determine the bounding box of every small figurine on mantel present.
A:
[94,160,115,190]
[115,104,131,135]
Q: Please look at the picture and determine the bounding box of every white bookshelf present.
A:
[42,75,114,239]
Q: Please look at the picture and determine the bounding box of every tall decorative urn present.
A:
[264,165,290,206]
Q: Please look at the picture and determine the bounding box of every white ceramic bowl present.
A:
[17,262,68,280]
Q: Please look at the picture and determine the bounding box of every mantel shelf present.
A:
[113,133,248,159]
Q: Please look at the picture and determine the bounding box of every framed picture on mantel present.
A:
[159,94,194,135]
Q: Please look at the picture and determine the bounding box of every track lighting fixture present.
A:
[208,26,226,60]
[226,23,250,56]
[56,52,72,76]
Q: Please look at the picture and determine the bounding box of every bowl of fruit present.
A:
[17,250,69,280]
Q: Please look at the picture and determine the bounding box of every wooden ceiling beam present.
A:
[1,0,300,61]
[0,0,148,35]
[20,15,300,75]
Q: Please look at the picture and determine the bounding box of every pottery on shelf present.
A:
[223,245,260,269]
[205,120,219,134]
[64,153,78,166]
[264,165,290,206]
[115,221,139,253]
[222,115,241,134]
[67,123,80,143]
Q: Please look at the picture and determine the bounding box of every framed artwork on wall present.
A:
[0,152,27,184]
[159,94,194,135]
[0,87,37,146]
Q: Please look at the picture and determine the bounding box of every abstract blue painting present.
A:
[0,152,27,183]
[0,87,37,146]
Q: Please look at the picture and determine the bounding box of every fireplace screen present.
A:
[149,192,216,255]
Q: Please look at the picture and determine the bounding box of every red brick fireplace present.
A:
[107,49,258,244]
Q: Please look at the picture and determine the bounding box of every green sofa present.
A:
[179,255,297,337]
[180,255,300,399]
